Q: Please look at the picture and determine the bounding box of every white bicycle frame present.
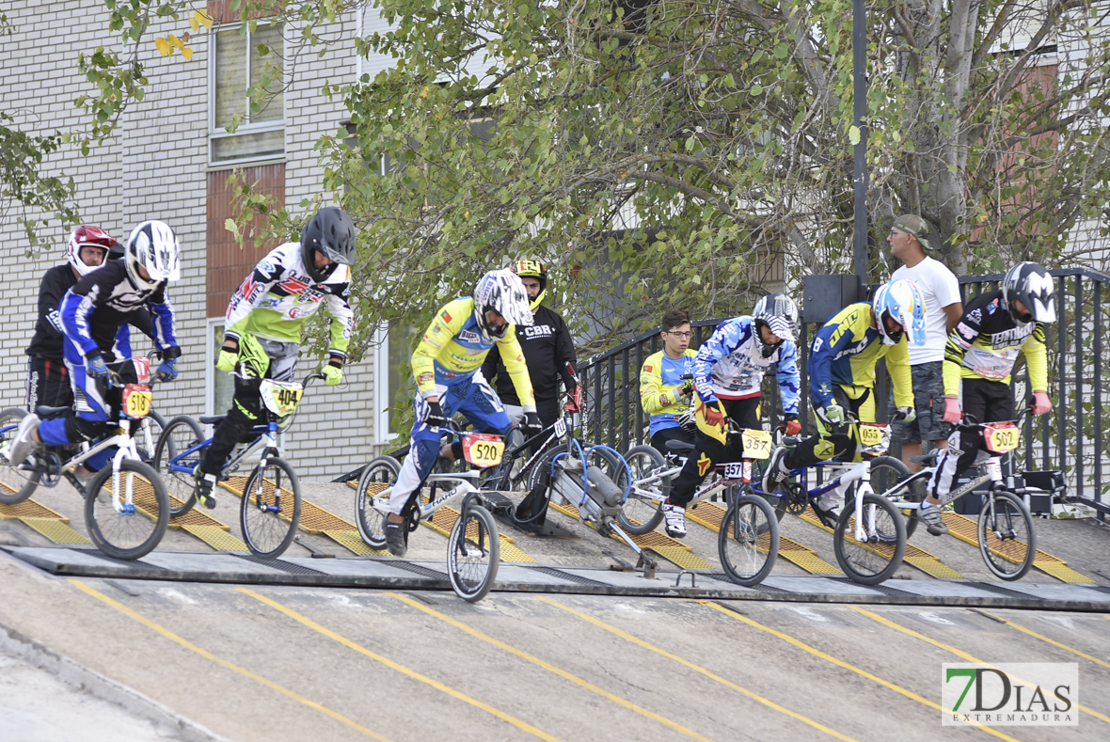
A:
[54,418,145,515]
[369,470,483,525]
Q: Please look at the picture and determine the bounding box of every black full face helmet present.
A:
[300,207,356,282]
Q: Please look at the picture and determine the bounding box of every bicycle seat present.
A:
[35,405,70,418]
[666,439,695,452]
[199,415,225,425]
[909,451,940,465]
[781,435,804,446]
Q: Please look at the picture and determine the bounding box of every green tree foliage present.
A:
[297,0,1110,354]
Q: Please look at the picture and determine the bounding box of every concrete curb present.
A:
[0,622,232,742]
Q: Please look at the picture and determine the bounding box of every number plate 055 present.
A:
[463,434,505,468]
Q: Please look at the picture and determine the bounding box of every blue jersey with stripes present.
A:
[692,316,800,415]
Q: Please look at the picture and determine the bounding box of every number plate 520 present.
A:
[463,434,505,468]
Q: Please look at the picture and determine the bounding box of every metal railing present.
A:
[578,268,1110,520]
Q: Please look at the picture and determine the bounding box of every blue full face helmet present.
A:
[872,279,927,346]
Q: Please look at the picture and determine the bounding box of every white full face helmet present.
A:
[473,269,533,341]
[125,220,181,290]
[1002,261,1056,324]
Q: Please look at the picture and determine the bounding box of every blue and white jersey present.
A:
[692,316,800,415]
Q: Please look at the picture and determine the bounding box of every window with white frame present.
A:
[207,318,235,417]
[375,320,416,441]
[209,23,284,165]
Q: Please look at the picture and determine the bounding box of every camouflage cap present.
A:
[892,214,933,250]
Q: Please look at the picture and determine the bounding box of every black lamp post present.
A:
[852,0,869,292]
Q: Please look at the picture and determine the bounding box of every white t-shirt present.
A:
[892,256,961,364]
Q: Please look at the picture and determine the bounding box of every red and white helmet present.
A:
[66,225,117,277]
[125,221,181,289]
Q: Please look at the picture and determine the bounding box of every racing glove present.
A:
[323,358,343,386]
[942,397,962,424]
[1032,391,1052,416]
[784,415,802,436]
[216,345,237,373]
[681,378,695,396]
[893,406,916,424]
[522,411,543,438]
[563,385,581,413]
[86,353,108,379]
[817,404,845,426]
[423,400,450,428]
[156,357,178,382]
[698,398,727,428]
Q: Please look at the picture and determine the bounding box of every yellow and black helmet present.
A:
[510,259,548,311]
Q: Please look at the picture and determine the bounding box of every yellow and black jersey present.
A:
[944,290,1048,395]
[808,302,913,410]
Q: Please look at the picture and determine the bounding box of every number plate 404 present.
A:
[259,379,304,417]
[122,385,152,418]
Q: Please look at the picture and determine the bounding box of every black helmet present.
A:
[300,207,356,282]
[751,293,799,357]
[1001,262,1056,324]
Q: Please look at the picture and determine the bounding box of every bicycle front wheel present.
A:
[0,407,39,505]
[448,504,500,602]
[834,492,906,585]
[977,490,1035,581]
[718,494,779,586]
[354,455,400,549]
[85,459,170,560]
[240,457,302,558]
[153,415,205,517]
[616,445,667,535]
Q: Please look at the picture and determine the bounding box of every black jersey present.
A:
[481,305,577,405]
[26,263,157,361]
[943,290,1048,394]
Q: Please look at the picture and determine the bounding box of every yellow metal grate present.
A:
[90,472,163,526]
[221,475,329,533]
[168,495,231,529]
[20,517,90,544]
[0,498,69,521]
[691,501,840,575]
[322,529,389,555]
[942,511,1093,583]
[548,500,712,569]
[182,525,249,552]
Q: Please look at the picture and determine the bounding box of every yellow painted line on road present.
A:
[536,596,857,742]
[239,588,565,742]
[67,580,393,741]
[704,602,1023,742]
[979,611,1110,670]
[386,592,716,742]
[851,606,1110,725]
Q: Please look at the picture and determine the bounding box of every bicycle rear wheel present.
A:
[153,415,205,517]
[448,504,499,602]
[240,457,302,558]
[85,459,170,560]
[865,456,917,538]
[0,407,40,505]
[616,445,667,535]
[977,490,1035,581]
[718,494,779,586]
[354,455,400,549]
[134,409,167,465]
[833,492,906,585]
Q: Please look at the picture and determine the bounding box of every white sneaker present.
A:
[73,466,95,491]
[661,502,686,538]
[814,500,842,525]
[7,414,41,467]
[919,502,949,536]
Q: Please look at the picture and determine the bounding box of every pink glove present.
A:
[942,397,962,423]
[1032,391,1052,415]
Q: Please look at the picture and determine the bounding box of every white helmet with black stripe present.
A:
[1002,261,1056,324]
[125,220,181,289]
[752,293,799,357]
[473,269,533,341]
